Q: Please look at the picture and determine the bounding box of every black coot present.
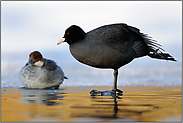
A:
[57,23,176,93]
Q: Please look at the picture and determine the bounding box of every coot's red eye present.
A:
[67,32,69,35]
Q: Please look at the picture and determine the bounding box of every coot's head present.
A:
[57,25,86,45]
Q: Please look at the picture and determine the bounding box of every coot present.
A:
[57,23,176,92]
[20,51,67,89]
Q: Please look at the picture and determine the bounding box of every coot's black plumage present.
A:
[57,23,176,92]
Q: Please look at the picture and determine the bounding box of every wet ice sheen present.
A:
[1,86,181,122]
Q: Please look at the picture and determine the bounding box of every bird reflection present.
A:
[113,96,118,118]
[90,90,123,118]
[20,88,65,106]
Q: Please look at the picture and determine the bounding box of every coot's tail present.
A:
[148,49,176,61]
[140,33,177,62]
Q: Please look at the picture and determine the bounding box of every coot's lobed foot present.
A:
[90,89,123,96]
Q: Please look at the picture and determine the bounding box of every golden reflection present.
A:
[90,92,120,119]
[1,86,182,122]
[70,92,120,118]
[20,89,66,105]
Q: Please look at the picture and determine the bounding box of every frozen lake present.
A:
[1,86,182,122]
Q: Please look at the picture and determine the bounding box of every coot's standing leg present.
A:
[90,69,123,97]
[112,69,118,91]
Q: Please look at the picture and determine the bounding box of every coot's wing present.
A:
[88,23,164,58]
[87,23,148,57]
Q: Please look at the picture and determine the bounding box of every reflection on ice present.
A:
[90,90,120,119]
[1,86,181,122]
[71,90,125,121]
[20,89,66,106]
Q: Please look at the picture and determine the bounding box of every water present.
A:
[1,86,182,122]
[1,49,182,88]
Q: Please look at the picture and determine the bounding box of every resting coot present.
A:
[57,23,176,93]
